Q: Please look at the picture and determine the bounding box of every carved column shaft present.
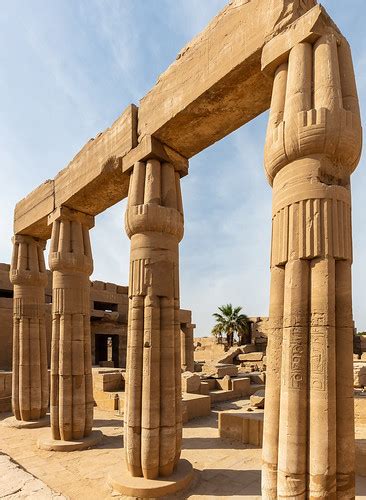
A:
[124,159,184,480]
[181,325,194,373]
[10,235,48,421]
[262,33,361,500]
[48,207,94,441]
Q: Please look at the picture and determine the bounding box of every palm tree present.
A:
[212,304,251,347]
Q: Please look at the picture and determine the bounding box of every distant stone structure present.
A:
[0,264,194,420]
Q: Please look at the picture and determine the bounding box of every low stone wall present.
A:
[219,410,264,446]
[355,393,366,426]
[0,371,12,412]
[182,393,211,422]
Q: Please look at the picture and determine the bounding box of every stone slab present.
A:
[54,105,137,214]
[238,352,264,362]
[121,134,188,176]
[108,458,193,498]
[37,430,103,452]
[14,105,137,238]
[355,394,366,426]
[182,393,211,420]
[13,180,55,240]
[218,410,264,447]
[215,364,238,378]
[262,5,340,75]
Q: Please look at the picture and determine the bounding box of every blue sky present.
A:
[0,1,365,336]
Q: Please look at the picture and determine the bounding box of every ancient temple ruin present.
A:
[5,0,364,497]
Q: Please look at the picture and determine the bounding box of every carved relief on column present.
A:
[124,159,184,480]
[10,235,48,421]
[262,33,362,500]
[48,207,94,441]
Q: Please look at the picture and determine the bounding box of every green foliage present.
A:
[211,303,251,346]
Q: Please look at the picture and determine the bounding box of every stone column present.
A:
[10,235,48,422]
[39,206,102,449]
[262,34,361,499]
[124,159,186,480]
[181,324,195,373]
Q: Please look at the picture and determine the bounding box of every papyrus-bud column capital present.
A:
[10,235,48,422]
[48,206,95,442]
[124,158,186,480]
[262,26,361,500]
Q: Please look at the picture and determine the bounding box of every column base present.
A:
[37,430,103,451]
[1,414,50,429]
[108,458,194,498]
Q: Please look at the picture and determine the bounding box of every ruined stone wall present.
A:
[0,263,129,371]
[0,263,194,371]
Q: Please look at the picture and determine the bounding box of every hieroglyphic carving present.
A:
[263,23,361,500]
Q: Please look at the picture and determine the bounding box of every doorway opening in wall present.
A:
[95,333,119,367]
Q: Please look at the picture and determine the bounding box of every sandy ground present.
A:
[0,401,365,499]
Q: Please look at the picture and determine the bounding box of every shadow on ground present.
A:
[184,468,262,497]
[182,436,260,451]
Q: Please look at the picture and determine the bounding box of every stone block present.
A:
[210,389,236,404]
[216,375,231,391]
[0,396,11,413]
[182,393,211,421]
[205,378,217,391]
[219,410,264,446]
[232,377,251,397]
[217,347,242,365]
[250,389,265,409]
[354,394,366,426]
[200,381,210,395]
[14,180,55,240]
[354,362,366,388]
[215,364,238,378]
[194,361,202,373]
[241,344,257,354]
[246,372,266,384]
[262,6,338,75]
[361,353,366,361]
[181,372,201,394]
[93,370,124,392]
[0,371,13,413]
[54,105,137,215]
[238,352,264,362]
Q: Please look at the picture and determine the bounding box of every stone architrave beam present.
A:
[14,0,317,239]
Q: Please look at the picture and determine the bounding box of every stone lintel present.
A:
[137,0,318,159]
[48,206,95,229]
[12,234,46,248]
[14,1,321,238]
[14,105,137,239]
[262,5,341,75]
[121,135,189,176]
[14,180,55,240]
